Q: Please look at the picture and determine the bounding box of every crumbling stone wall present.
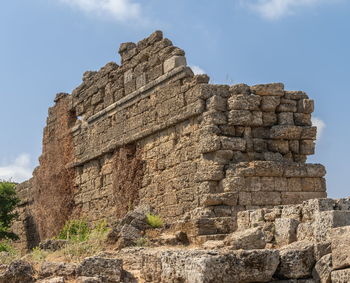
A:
[13,31,327,251]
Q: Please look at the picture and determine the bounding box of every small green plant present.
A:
[0,241,18,264]
[58,219,90,242]
[146,213,163,228]
[57,219,110,261]
[29,247,48,263]
[134,237,149,247]
[0,240,16,253]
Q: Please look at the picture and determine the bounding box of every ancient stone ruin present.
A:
[5,31,350,283]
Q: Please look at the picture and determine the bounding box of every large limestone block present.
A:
[276,241,315,279]
[314,211,350,242]
[164,56,187,73]
[221,137,246,151]
[0,260,35,283]
[77,256,123,282]
[223,227,266,250]
[201,192,238,207]
[261,96,281,111]
[251,83,285,96]
[331,269,350,283]
[160,249,279,283]
[227,94,261,110]
[228,110,263,126]
[275,218,300,246]
[39,262,77,278]
[298,99,314,114]
[312,254,332,283]
[302,198,336,222]
[331,226,350,270]
[229,83,251,95]
[270,125,302,140]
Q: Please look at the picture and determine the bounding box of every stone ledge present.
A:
[69,100,205,168]
[71,65,190,134]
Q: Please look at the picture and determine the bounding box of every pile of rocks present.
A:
[0,256,125,283]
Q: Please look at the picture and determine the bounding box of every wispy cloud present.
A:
[190,65,206,75]
[312,117,326,140]
[242,0,333,20]
[0,154,33,183]
[56,0,142,22]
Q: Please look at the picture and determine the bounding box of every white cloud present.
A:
[190,65,206,75]
[56,0,142,22]
[242,0,331,20]
[0,154,33,183]
[312,117,326,140]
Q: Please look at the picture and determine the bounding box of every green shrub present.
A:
[56,219,110,261]
[0,181,20,241]
[0,241,19,264]
[58,219,90,242]
[146,213,163,228]
[0,241,14,253]
[29,247,48,263]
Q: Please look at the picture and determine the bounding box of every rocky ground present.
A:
[1,197,350,283]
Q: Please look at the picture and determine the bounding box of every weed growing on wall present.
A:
[146,213,163,228]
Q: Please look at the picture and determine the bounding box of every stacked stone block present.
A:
[13,31,327,251]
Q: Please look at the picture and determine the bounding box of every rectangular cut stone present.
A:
[262,112,277,126]
[270,125,302,140]
[287,178,302,192]
[221,137,246,151]
[314,211,350,242]
[199,136,221,153]
[331,226,350,269]
[220,177,245,192]
[284,90,308,100]
[278,112,294,125]
[281,192,327,205]
[164,56,186,73]
[298,99,314,113]
[276,103,297,113]
[300,140,315,155]
[228,110,252,126]
[237,210,251,230]
[201,192,238,207]
[250,161,284,177]
[331,269,350,283]
[245,177,261,192]
[251,192,281,206]
[275,218,299,246]
[301,126,317,140]
[306,164,327,177]
[206,95,227,111]
[260,177,275,191]
[124,69,134,84]
[261,96,280,111]
[228,94,261,110]
[294,113,312,126]
[239,192,252,206]
[251,83,284,96]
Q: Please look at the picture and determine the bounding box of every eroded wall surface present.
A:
[13,31,327,251]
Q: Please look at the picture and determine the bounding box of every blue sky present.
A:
[0,0,349,198]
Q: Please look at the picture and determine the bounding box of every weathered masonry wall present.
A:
[13,31,327,251]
